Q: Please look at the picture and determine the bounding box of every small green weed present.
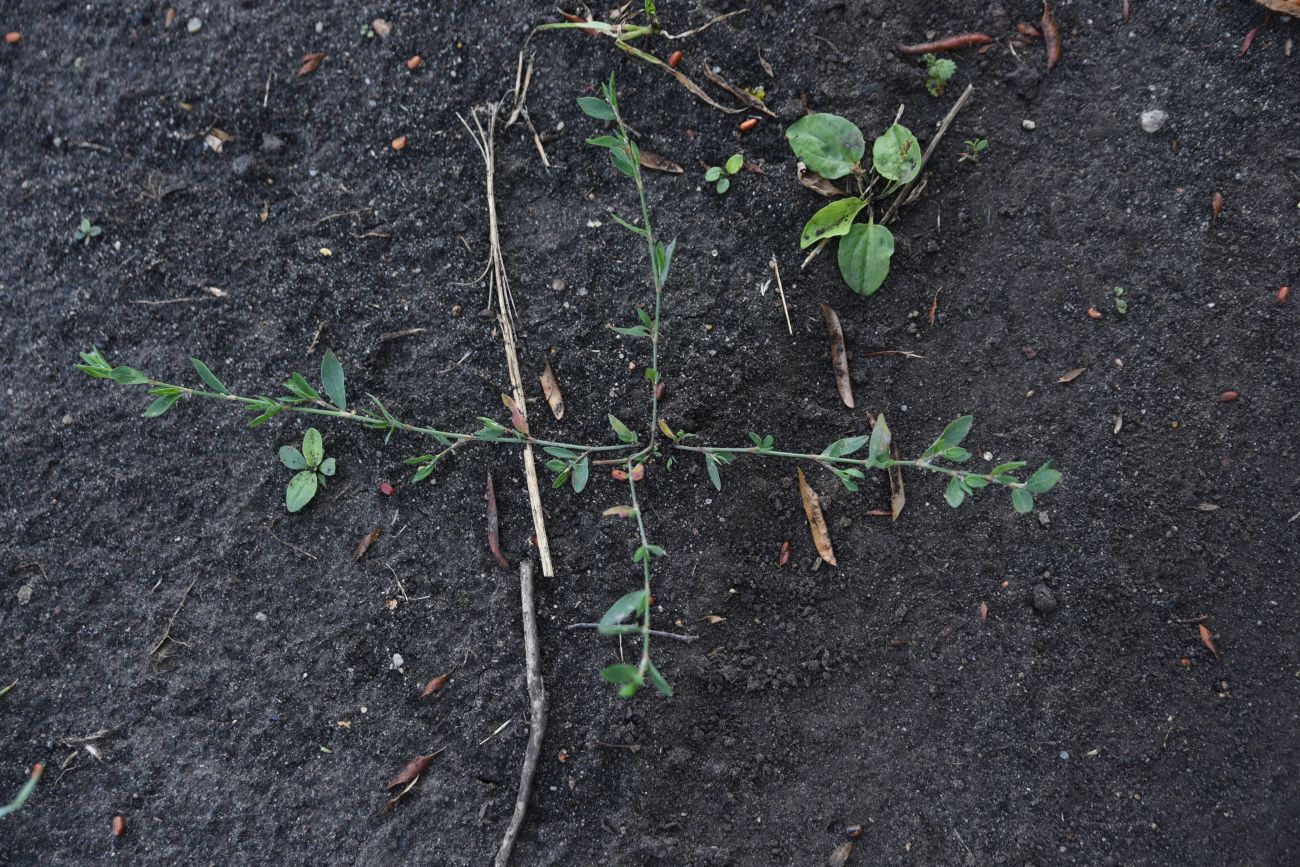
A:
[73,217,102,245]
[1113,287,1128,315]
[704,153,744,194]
[959,138,988,164]
[280,428,336,512]
[923,53,957,97]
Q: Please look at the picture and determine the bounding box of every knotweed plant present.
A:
[77,75,1059,701]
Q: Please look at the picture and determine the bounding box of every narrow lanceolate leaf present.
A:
[302,428,324,467]
[285,470,318,512]
[800,197,868,249]
[823,435,870,458]
[868,414,892,466]
[887,444,906,521]
[646,659,673,697]
[109,366,151,385]
[705,454,722,491]
[796,468,837,566]
[608,414,636,444]
[143,392,181,418]
[598,589,649,634]
[820,304,854,408]
[838,216,895,297]
[638,150,684,174]
[279,446,307,469]
[601,663,643,686]
[925,415,973,457]
[571,456,590,493]
[1011,488,1034,514]
[321,349,346,409]
[653,239,676,288]
[502,393,529,435]
[944,476,966,508]
[576,96,615,120]
[190,358,229,394]
[384,753,438,791]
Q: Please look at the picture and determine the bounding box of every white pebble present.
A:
[391,653,404,670]
[1022,119,1036,130]
[186,17,201,33]
[1140,109,1168,133]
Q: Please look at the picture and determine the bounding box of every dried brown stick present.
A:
[881,84,974,225]
[494,560,547,867]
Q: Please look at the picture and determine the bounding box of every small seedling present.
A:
[1113,287,1128,315]
[786,113,922,295]
[959,138,988,164]
[280,428,336,512]
[360,23,375,38]
[704,153,744,194]
[923,53,957,97]
[73,217,102,245]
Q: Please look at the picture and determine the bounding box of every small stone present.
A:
[230,154,253,178]
[16,584,33,604]
[61,413,73,426]
[1059,751,1070,760]
[1022,119,1036,130]
[1032,583,1058,614]
[1140,109,1168,133]
[261,133,285,154]
[391,653,404,670]
[186,17,201,33]
[254,612,267,622]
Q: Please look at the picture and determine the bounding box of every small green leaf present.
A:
[601,663,644,686]
[279,446,307,469]
[800,197,868,249]
[715,177,730,194]
[543,446,580,460]
[1011,488,1034,514]
[942,447,972,463]
[823,435,870,458]
[577,96,615,120]
[646,659,673,697]
[944,476,966,508]
[551,466,572,488]
[611,324,650,338]
[964,475,989,489]
[609,414,636,444]
[1024,462,1062,494]
[652,238,676,288]
[868,414,892,466]
[838,216,895,296]
[143,392,180,418]
[704,166,722,182]
[302,428,324,467]
[609,147,637,179]
[545,459,568,473]
[286,470,318,512]
[785,113,866,180]
[572,456,590,493]
[109,366,151,385]
[610,212,649,237]
[321,350,346,409]
[725,153,744,174]
[598,589,649,635]
[190,358,228,394]
[705,454,722,491]
[991,461,1027,477]
[617,683,639,698]
[871,123,922,184]
[318,457,336,477]
[929,415,974,455]
[586,134,623,150]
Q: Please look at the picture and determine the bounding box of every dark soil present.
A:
[2,1,1297,864]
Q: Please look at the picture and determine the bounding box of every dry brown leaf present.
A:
[928,286,941,326]
[420,673,450,698]
[1041,1,1062,69]
[888,443,906,521]
[486,472,508,570]
[297,52,325,77]
[757,48,774,78]
[637,151,684,174]
[385,752,438,790]
[820,304,854,408]
[1198,623,1220,660]
[610,464,646,482]
[1113,415,1123,435]
[539,361,565,419]
[111,814,126,837]
[829,840,854,867]
[777,540,791,567]
[352,528,381,562]
[702,614,726,625]
[1057,367,1086,384]
[602,505,638,518]
[979,600,989,621]
[797,161,848,197]
[797,468,837,566]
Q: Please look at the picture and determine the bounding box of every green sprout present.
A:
[704,153,744,194]
[923,53,957,97]
[73,217,102,245]
[0,763,43,819]
[280,428,336,512]
[959,138,988,164]
[1113,287,1128,314]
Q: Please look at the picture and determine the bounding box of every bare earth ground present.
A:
[1,1,1297,864]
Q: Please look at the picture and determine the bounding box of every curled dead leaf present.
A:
[797,468,837,566]
[637,151,684,174]
[829,840,854,867]
[1041,1,1062,69]
[1198,623,1220,660]
[501,393,529,435]
[820,304,854,408]
[702,615,726,625]
[777,540,791,567]
[353,528,381,562]
[979,600,989,621]
[539,361,565,419]
[420,673,450,698]
[888,442,906,521]
[1057,367,1086,384]
[797,161,848,197]
[297,52,325,77]
[385,752,438,790]
[486,472,508,570]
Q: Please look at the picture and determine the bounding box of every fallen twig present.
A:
[149,576,198,656]
[494,560,548,867]
[881,84,974,226]
[768,255,793,335]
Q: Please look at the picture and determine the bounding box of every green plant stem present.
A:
[670,443,1029,489]
[143,379,630,455]
[625,462,653,679]
[0,763,43,818]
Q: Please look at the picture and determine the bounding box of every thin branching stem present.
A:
[625,462,654,679]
